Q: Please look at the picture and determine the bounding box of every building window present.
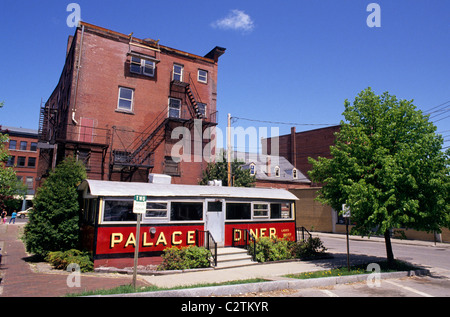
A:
[164,156,180,176]
[173,64,183,81]
[249,163,256,176]
[226,203,251,220]
[197,103,207,118]
[274,166,280,177]
[117,87,134,112]
[168,98,181,118]
[170,202,203,221]
[130,56,155,77]
[253,203,269,218]
[17,156,26,167]
[9,140,16,150]
[27,157,36,168]
[6,156,15,167]
[293,168,298,179]
[26,177,33,189]
[30,142,37,152]
[146,202,168,218]
[198,69,208,83]
[20,141,27,151]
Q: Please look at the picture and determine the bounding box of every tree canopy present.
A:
[309,88,449,264]
[199,153,255,187]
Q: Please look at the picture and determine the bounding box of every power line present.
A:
[424,100,450,114]
[231,116,339,127]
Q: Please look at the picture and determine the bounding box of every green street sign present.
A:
[133,195,147,214]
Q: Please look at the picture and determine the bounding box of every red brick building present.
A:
[0,126,40,209]
[263,125,340,185]
[38,22,225,185]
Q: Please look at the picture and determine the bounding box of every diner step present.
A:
[215,247,257,269]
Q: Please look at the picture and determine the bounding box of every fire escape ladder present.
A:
[185,85,203,119]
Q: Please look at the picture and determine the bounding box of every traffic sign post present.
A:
[342,204,351,272]
[132,195,146,290]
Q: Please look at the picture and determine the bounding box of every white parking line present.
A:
[321,289,339,297]
[384,280,433,297]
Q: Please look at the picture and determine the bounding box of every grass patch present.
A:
[66,278,267,297]
[284,260,419,280]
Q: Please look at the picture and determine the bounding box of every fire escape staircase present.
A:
[110,77,204,180]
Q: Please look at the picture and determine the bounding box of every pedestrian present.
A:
[1,209,6,224]
[9,210,17,224]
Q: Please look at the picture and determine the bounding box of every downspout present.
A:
[72,23,85,125]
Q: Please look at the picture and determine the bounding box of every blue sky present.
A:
[0,0,449,151]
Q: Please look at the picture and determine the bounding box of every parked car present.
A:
[18,207,33,219]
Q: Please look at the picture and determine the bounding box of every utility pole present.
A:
[227,113,232,186]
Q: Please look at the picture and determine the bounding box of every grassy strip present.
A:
[284,260,419,280]
[66,278,267,297]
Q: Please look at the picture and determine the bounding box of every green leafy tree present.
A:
[199,153,255,187]
[24,157,87,257]
[0,101,27,210]
[309,88,449,266]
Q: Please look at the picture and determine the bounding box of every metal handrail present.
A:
[296,226,312,241]
[232,228,256,261]
[195,230,217,267]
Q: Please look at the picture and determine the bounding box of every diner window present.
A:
[117,87,134,112]
[226,203,251,220]
[168,98,181,118]
[146,202,168,218]
[20,141,27,151]
[270,203,291,219]
[28,157,36,168]
[198,69,208,83]
[207,201,223,212]
[173,64,183,81]
[170,202,203,221]
[130,56,155,77]
[17,156,26,167]
[103,200,137,222]
[253,203,269,218]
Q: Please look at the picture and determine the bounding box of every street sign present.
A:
[342,204,351,218]
[133,195,147,214]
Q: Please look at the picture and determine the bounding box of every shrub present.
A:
[250,236,327,262]
[45,249,93,272]
[158,246,212,270]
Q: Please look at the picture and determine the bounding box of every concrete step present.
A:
[214,247,257,269]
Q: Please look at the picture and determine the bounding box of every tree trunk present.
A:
[384,229,395,267]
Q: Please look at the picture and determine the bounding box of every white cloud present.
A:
[211,9,255,33]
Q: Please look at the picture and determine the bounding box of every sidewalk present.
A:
[0,224,149,297]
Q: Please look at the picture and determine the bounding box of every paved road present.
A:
[278,234,450,297]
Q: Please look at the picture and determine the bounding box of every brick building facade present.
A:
[38,22,225,185]
[1,126,40,209]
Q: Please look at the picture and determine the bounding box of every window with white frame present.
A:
[130,56,155,77]
[253,203,269,218]
[293,168,298,179]
[198,69,208,83]
[117,87,134,112]
[274,166,280,177]
[197,102,207,118]
[173,64,183,81]
[168,98,181,118]
[145,202,168,218]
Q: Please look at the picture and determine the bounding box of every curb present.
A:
[90,269,430,297]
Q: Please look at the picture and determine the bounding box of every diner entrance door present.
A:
[205,199,225,246]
